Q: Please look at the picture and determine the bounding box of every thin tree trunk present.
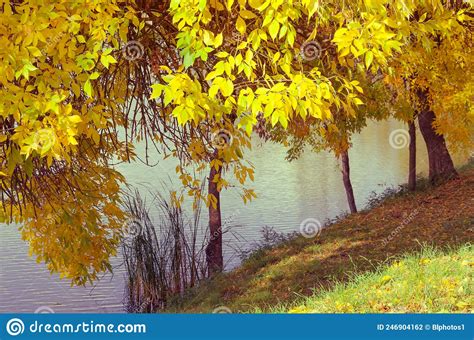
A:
[205,156,223,276]
[341,150,357,214]
[408,120,417,191]
[416,91,458,184]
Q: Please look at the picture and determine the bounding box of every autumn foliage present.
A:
[0,0,472,283]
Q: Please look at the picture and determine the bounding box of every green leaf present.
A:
[84,79,92,97]
[89,72,100,80]
[183,53,195,67]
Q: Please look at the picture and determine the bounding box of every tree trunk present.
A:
[417,107,458,184]
[205,157,223,276]
[341,150,357,214]
[408,120,417,191]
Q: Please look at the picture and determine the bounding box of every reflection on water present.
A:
[0,119,466,312]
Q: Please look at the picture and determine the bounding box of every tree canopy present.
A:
[0,0,472,284]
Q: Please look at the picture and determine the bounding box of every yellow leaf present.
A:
[150,84,164,99]
[268,20,280,40]
[240,10,257,19]
[68,115,82,124]
[236,16,246,35]
[68,136,78,145]
[84,80,92,97]
[273,52,281,63]
[220,79,234,97]
[214,33,223,47]
[365,50,374,69]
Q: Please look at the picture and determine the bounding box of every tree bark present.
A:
[341,150,357,214]
[408,120,417,191]
[417,102,458,184]
[205,157,223,276]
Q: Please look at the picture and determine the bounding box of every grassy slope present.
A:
[270,245,473,313]
[167,165,474,313]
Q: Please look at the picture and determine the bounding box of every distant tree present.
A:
[333,0,473,183]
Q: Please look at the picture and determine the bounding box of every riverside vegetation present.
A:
[154,162,473,313]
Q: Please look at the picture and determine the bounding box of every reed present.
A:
[122,189,208,313]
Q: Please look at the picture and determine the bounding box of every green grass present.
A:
[260,245,473,313]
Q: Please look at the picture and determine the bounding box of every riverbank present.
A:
[165,161,473,313]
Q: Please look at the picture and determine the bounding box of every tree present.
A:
[408,119,417,191]
[121,0,473,273]
[148,0,364,272]
[417,94,458,184]
[334,0,473,183]
[206,152,223,274]
[0,0,140,284]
